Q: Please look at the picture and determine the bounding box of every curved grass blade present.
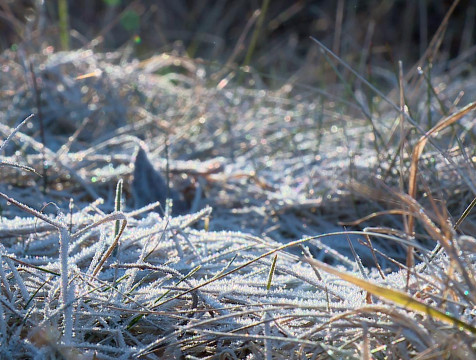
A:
[305,257,476,334]
[408,101,476,234]
[266,254,278,291]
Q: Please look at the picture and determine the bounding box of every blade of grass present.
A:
[126,264,201,330]
[212,9,260,83]
[427,195,476,266]
[398,60,414,290]
[317,41,384,153]
[454,196,476,230]
[238,0,271,85]
[58,0,70,50]
[266,254,277,291]
[92,214,127,277]
[405,0,461,80]
[0,114,34,154]
[408,101,476,236]
[29,63,47,193]
[3,255,60,277]
[0,160,39,176]
[305,257,476,334]
[113,178,123,252]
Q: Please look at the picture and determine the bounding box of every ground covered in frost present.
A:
[1,48,476,358]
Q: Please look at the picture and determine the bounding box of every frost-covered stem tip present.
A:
[59,227,72,344]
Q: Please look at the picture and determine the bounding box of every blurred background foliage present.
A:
[0,0,474,87]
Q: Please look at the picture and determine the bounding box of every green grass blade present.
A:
[266,254,277,291]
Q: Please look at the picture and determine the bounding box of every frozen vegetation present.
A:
[1,40,476,358]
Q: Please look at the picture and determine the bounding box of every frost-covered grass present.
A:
[1,21,476,360]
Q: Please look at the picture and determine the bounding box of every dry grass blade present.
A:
[408,101,476,235]
[91,213,127,277]
[339,209,414,226]
[406,0,461,79]
[305,257,476,335]
[383,188,476,298]
[454,196,476,230]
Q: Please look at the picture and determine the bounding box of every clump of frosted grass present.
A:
[1,33,476,357]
